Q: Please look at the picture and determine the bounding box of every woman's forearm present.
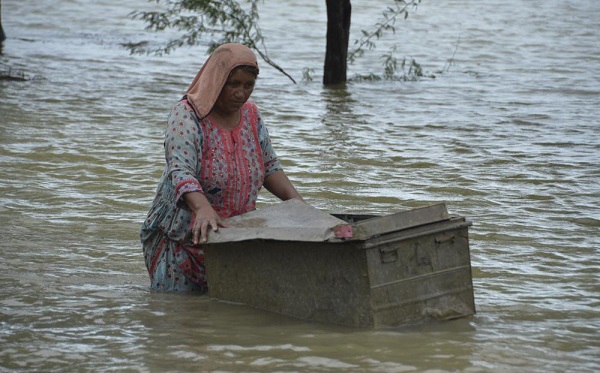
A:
[183,191,212,212]
[263,170,303,201]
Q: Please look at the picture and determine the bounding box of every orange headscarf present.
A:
[185,43,259,119]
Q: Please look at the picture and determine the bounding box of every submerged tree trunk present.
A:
[0,0,6,43]
[323,0,351,86]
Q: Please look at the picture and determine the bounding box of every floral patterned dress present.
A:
[140,99,281,292]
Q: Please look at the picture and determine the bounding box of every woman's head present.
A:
[185,43,259,118]
[212,65,259,116]
[233,65,259,79]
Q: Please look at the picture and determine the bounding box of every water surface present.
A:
[1,0,599,371]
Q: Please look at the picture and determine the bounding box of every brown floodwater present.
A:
[1,0,599,371]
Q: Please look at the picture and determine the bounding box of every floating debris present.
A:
[0,66,40,81]
[119,40,149,49]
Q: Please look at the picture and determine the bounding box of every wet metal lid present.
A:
[207,199,451,244]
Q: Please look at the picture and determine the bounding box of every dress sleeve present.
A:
[164,101,205,202]
[256,108,283,177]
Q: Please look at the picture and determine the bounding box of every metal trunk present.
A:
[204,200,475,327]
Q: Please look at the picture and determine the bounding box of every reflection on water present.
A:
[1,0,599,371]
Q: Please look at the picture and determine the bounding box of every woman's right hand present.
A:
[191,205,230,244]
[183,191,230,244]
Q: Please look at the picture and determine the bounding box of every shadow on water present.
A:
[320,84,360,132]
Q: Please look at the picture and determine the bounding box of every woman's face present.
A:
[213,68,256,115]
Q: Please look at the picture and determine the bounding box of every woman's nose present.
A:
[233,88,245,98]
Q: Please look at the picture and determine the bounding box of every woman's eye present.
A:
[226,81,254,90]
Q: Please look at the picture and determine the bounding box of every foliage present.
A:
[344,0,437,82]
[129,0,428,83]
[352,46,435,82]
[301,67,315,83]
[442,34,461,73]
[347,0,422,64]
[129,0,296,83]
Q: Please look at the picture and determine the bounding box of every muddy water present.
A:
[1,0,599,371]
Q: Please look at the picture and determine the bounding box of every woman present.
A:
[140,43,303,292]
